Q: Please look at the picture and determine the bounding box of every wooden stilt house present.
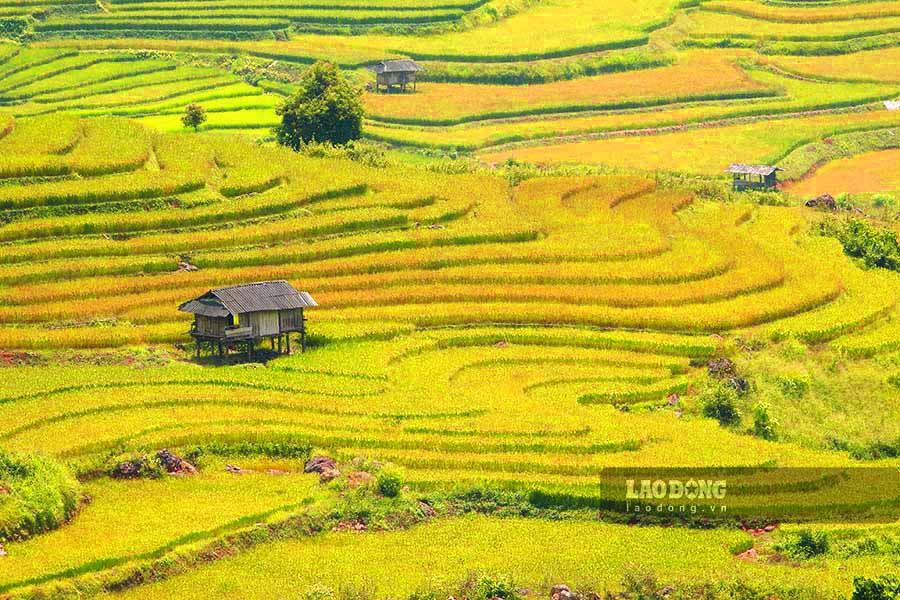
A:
[178,280,317,358]
[727,164,782,192]
[368,59,423,93]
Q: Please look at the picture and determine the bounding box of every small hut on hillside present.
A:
[178,280,317,358]
[727,164,781,192]
[368,59,423,93]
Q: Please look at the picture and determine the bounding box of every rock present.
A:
[764,524,776,532]
[177,261,199,272]
[0,486,9,494]
[552,592,576,600]
[304,455,337,474]
[156,449,197,475]
[660,586,676,596]
[225,463,253,474]
[347,471,374,488]
[331,519,367,532]
[805,194,836,211]
[319,467,341,483]
[0,544,6,557]
[495,340,508,348]
[418,500,437,518]
[112,458,147,479]
[667,393,679,406]
[707,358,737,379]
[736,548,758,561]
[727,377,749,395]
[550,585,571,597]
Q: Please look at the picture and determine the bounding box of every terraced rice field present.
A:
[785,149,900,196]
[0,114,897,597]
[3,1,900,598]
[0,44,287,133]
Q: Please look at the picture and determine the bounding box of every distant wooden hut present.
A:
[178,280,317,358]
[368,59,423,93]
[727,164,781,192]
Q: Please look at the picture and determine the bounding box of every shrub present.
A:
[108,453,164,480]
[469,574,520,600]
[700,383,742,426]
[852,575,900,600]
[0,451,81,541]
[750,402,778,441]
[408,589,440,600]
[303,584,336,600]
[774,375,809,398]
[819,217,900,272]
[376,467,403,498]
[621,564,661,597]
[778,529,829,559]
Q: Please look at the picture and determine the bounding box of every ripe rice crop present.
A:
[98,8,466,24]
[0,53,120,95]
[364,52,770,125]
[0,112,81,157]
[771,47,900,83]
[786,148,900,196]
[31,67,226,105]
[34,17,294,32]
[702,1,900,24]
[480,100,900,174]
[2,58,173,100]
[831,309,900,358]
[0,121,895,600]
[0,117,151,179]
[687,11,900,42]
[372,73,900,151]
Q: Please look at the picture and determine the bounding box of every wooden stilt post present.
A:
[278,335,283,354]
[196,339,201,358]
[301,331,306,353]
[218,342,223,357]
[247,340,252,361]
[270,337,275,350]
[286,334,291,354]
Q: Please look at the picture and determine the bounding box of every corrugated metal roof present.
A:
[178,296,230,318]
[726,164,781,176]
[369,59,423,74]
[179,281,317,316]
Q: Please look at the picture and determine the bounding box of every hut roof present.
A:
[726,164,781,176]
[179,280,317,317]
[368,59,423,74]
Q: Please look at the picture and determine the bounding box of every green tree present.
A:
[751,401,778,440]
[700,382,742,427]
[181,103,207,131]
[275,61,363,150]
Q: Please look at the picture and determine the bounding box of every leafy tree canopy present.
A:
[275,61,364,150]
[181,103,207,131]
